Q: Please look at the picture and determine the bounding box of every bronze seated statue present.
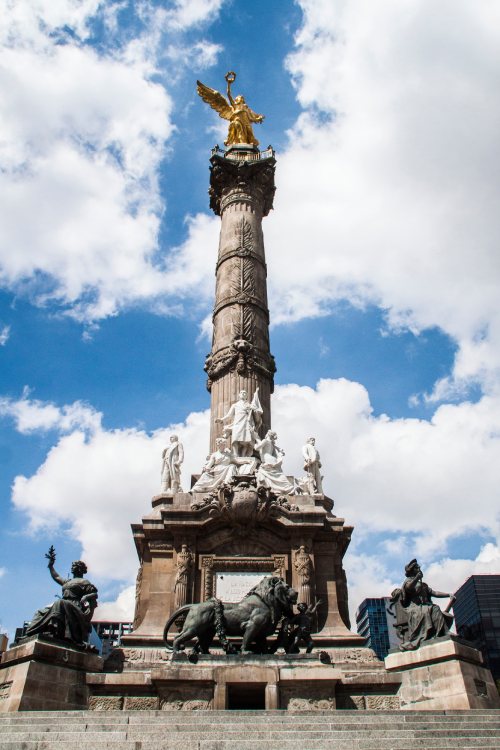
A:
[389,559,455,651]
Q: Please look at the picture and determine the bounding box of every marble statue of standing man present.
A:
[161,435,184,493]
[302,437,323,494]
[215,388,262,456]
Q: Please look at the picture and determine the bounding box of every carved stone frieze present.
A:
[0,682,12,701]
[193,477,296,532]
[280,685,335,711]
[88,696,124,711]
[148,541,172,552]
[124,696,159,710]
[336,693,400,710]
[159,685,213,711]
[325,648,381,664]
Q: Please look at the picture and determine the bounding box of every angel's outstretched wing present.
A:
[197,80,232,121]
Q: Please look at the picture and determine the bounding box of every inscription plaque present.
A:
[215,572,265,602]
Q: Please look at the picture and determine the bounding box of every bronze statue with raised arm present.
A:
[25,545,98,648]
[197,71,264,147]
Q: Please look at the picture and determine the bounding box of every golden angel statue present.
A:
[197,71,264,147]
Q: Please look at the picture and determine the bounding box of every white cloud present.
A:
[11,398,209,579]
[9,379,500,611]
[0,567,6,579]
[261,0,500,396]
[97,584,135,622]
[425,542,500,596]
[164,0,226,30]
[0,325,10,346]
[0,391,101,434]
[0,0,225,323]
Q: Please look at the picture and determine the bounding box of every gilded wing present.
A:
[197,80,232,120]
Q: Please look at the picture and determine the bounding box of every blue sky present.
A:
[1,0,499,635]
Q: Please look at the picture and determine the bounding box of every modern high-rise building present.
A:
[453,575,500,681]
[356,597,399,660]
[92,621,133,658]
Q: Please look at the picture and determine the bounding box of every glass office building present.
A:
[453,575,500,681]
[355,597,399,660]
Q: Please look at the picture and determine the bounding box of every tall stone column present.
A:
[205,146,277,452]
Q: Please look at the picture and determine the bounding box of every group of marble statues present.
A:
[160,389,324,497]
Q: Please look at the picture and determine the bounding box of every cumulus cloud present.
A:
[10,393,209,578]
[0,0,224,323]
[0,390,101,434]
[97,584,136,622]
[9,379,500,614]
[264,0,500,397]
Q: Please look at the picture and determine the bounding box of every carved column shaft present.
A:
[206,150,276,452]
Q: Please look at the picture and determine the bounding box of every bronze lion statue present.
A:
[163,576,298,655]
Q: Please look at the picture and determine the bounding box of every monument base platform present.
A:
[384,635,500,710]
[0,636,103,712]
[86,646,401,711]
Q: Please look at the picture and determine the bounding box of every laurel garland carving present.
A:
[236,217,253,256]
[204,343,276,389]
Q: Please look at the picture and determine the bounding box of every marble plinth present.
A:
[385,636,500,710]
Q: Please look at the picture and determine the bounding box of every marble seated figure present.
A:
[255,430,294,495]
[191,437,237,493]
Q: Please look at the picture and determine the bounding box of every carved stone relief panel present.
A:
[280,684,335,710]
[88,696,124,711]
[123,696,160,710]
[159,684,213,711]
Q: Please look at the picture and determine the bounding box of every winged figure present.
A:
[197,72,264,147]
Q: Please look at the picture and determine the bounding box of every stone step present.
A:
[3,729,500,742]
[1,711,499,723]
[0,742,498,750]
[3,721,500,733]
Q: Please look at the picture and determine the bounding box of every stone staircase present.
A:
[0,710,499,749]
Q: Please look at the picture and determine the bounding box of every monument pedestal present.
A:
[385,636,500,710]
[0,637,103,711]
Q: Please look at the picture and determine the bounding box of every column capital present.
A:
[209,150,276,217]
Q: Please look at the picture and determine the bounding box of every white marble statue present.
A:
[191,437,237,493]
[215,388,263,456]
[161,435,184,493]
[255,430,294,495]
[302,437,323,494]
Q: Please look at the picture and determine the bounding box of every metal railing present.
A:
[211,145,275,161]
